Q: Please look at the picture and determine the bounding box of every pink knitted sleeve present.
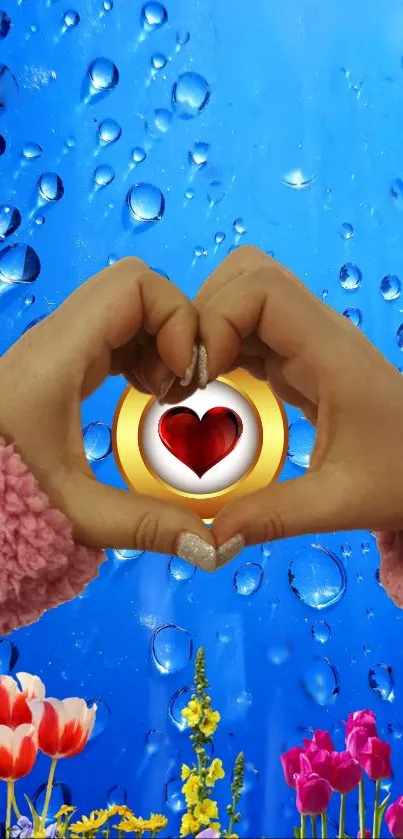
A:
[375,530,403,608]
[0,437,105,635]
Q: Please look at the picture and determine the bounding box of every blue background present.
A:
[0,0,403,835]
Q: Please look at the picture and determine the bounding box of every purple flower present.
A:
[196,832,220,839]
[10,819,58,839]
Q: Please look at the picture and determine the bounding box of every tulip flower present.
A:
[280,745,304,788]
[360,737,392,781]
[0,674,45,729]
[296,756,332,816]
[346,726,374,762]
[357,832,371,838]
[329,751,362,794]
[0,724,37,781]
[28,697,96,759]
[386,796,403,838]
[304,730,334,753]
[304,746,332,782]
[345,710,377,740]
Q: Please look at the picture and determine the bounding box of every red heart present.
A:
[158,406,243,478]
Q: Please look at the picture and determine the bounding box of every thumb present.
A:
[212,473,340,567]
[56,473,217,572]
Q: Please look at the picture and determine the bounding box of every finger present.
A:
[194,245,268,309]
[57,472,218,572]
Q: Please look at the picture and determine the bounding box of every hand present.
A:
[195,246,403,563]
[0,258,216,569]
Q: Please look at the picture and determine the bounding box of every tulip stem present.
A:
[11,783,21,819]
[372,779,381,838]
[40,757,57,830]
[6,781,12,835]
[338,793,346,839]
[359,777,366,839]
[321,809,328,838]
[311,815,317,839]
[301,813,307,839]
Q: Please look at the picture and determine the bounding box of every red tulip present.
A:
[280,745,304,788]
[304,730,334,753]
[357,832,371,838]
[360,737,391,781]
[329,750,362,793]
[304,746,332,781]
[345,710,377,740]
[0,724,37,780]
[296,758,332,816]
[0,673,45,729]
[386,796,403,838]
[28,698,96,759]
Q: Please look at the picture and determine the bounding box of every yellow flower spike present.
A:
[180,813,201,837]
[199,708,220,737]
[206,757,225,786]
[194,799,219,825]
[181,763,192,780]
[182,698,202,727]
[182,774,201,805]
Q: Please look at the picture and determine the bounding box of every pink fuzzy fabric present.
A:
[0,438,105,635]
[375,530,403,608]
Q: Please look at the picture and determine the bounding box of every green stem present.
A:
[6,781,12,836]
[321,809,328,839]
[373,780,381,838]
[301,813,307,839]
[39,757,57,830]
[338,794,346,839]
[10,783,21,819]
[311,815,318,839]
[359,777,366,839]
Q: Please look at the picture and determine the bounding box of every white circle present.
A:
[140,380,260,495]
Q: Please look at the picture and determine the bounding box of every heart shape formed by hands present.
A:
[158,406,243,478]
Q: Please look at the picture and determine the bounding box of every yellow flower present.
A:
[116,815,151,832]
[199,708,220,737]
[194,798,219,825]
[180,813,201,837]
[55,804,77,818]
[229,834,239,838]
[182,774,201,805]
[148,813,168,833]
[211,824,221,832]
[107,804,133,818]
[70,810,108,833]
[206,757,225,786]
[181,763,192,780]
[182,698,202,727]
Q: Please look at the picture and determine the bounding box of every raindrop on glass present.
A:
[83,422,112,462]
[33,782,72,820]
[0,206,21,241]
[176,29,190,45]
[146,108,172,139]
[311,621,331,644]
[361,541,371,555]
[381,274,401,301]
[131,146,146,164]
[281,169,316,189]
[0,639,18,674]
[391,178,403,209]
[233,217,246,235]
[194,245,206,257]
[388,721,403,740]
[0,11,10,38]
[0,135,5,156]
[141,1,167,30]
[63,9,80,27]
[94,164,115,186]
[234,562,264,596]
[152,624,193,674]
[107,253,118,264]
[127,183,165,223]
[168,555,196,581]
[343,307,362,327]
[107,785,127,806]
[0,243,41,284]
[88,698,110,739]
[22,142,42,160]
[38,172,64,202]
[151,53,167,70]
[341,542,351,558]
[267,641,292,665]
[114,548,144,561]
[215,231,225,245]
[29,23,39,33]
[0,65,18,111]
[396,324,403,350]
[88,58,119,93]
[189,141,209,165]
[288,418,315,468]
[207,179,226,205]
[35,215,45,226]
[172,72,210,118]
[169,686,192,730]
[65,135,76,149]
[369,664,394,702]
[302,657,339,706]
[217,623,234,644]
[340,222,354,239]
[184,188,195,199]
[165,777,185,813]
[103,0,113,10]
[98,118,121,145]
[288,544,346,609]
[340,263,362,290]
[24,293,35,306]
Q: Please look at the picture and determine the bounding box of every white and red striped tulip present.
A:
[0,724,38,780]
[28,698,97,759]
[0,673,45,729]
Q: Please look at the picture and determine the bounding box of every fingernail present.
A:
[198,343,209,389]
[176,532,217,572]
[216,534,245,568]
[158,374,176,404]
[180,345,198,387]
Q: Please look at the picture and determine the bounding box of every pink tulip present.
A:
[360,737,392,781]
[296,754,332,815]
[386,796,403,838]
[304,746,332,781]
[28,698,96,759]
[0,673,45,729]
[304,730,334,753]
[280,745,304,788]
[0,724,37,780]
[345,710,377,739]
[346,726,373,762]
[357,832,371,838]
[329,751,362,793]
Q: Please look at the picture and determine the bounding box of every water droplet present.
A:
[0,11,10,38]
[207,179,226,205]
[184,188,195,199]
[267,641,292,665]
[88,58,119,93]
[0,206,21,241]
[165,777,185,813]
[24,293,35,306]
[234,562,264,596]
[189,141,209,165]
[33,782,72,820]
[168,555,196,581]
[127,183,165,223]
[288,418,315,468]
[0,65,18,110]
[0,639,18,673]
[391,178,403,209]
[194,245,206,257]
[146,108,172,139]
[343,307,362,327]
[114,548,144,560]
[38,172,64,202]
[63,9,80,27]
[65,135,76,149]
[22,141,42,160]
[145,729,168,755]
[94,164,115,186]
[340,222,354,239]
[217,623,234,644]
[141,1,167,30]
[152,624,193,674]
[281,169,316,189]
[369,664,394,702]
[107,785,127,806]
[172,72,210,118]
[288,544,346,610]
[176,29,189,45]
[107,253,118,265]
[83,422,112,462]
[169,686,192,730]
[29,23,39,33]
[103,0,113,9]
[361,541,371,555]
[366,607,374,619]
[233,217,246,235]
[322,289,328,300]
[98,118,121,146]
[0,135,5,155]
[0,243,40,284]
[388,721,403,740]
[340,262,362,290]
[375,568,383,588]
[311,621,331,643]
[303,657,339,706]
[35,215,45,226]
[396,324,403,350]
[131,146,146,164]
[381,274,401,301]
[214,231,225,245]
[151,53,167,70]
[87,698,110,739]
[341,543,351,558]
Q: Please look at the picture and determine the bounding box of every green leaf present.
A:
[379,791,392,817]
[24,794,42,835]
[293,827,301,838]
